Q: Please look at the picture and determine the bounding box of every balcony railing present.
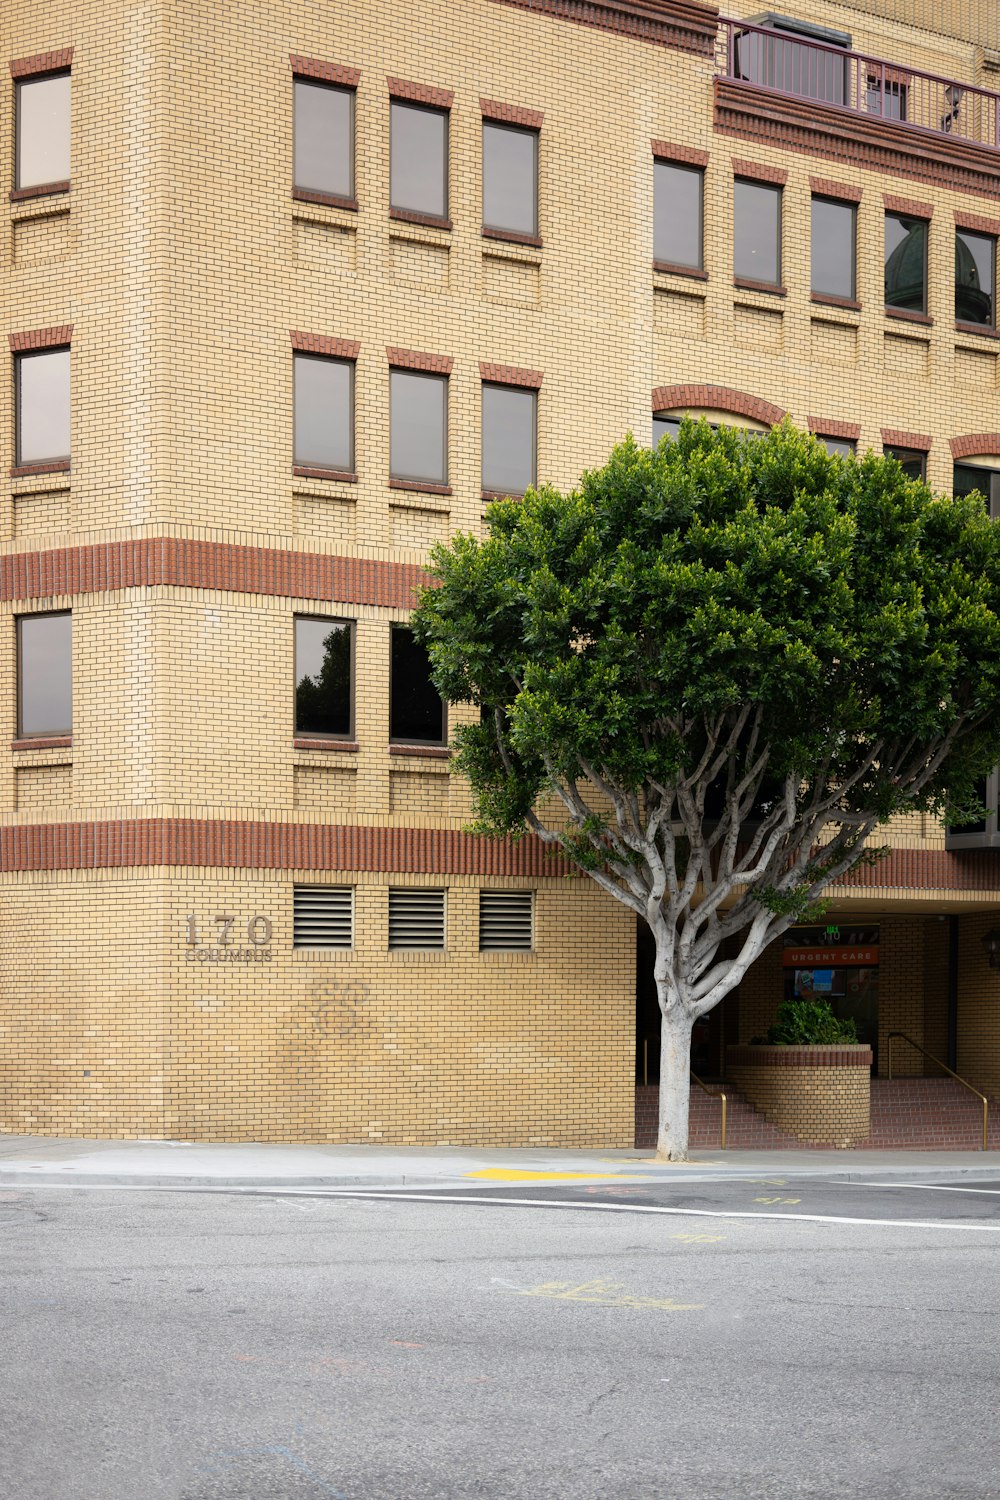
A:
[716,17,1000,151]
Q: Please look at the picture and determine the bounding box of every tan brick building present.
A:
[4,0,1000,1147]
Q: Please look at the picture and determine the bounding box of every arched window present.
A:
[953,454,1000,517]
[652,408,768,447]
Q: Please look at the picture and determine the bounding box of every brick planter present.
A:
[726,1044,873,1148]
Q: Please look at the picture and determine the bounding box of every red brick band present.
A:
[9,326,73,352]
[289,55,361,87]
[651,139,709,167]
[881,428,932,452]
[883,192,933,219]
[479,362,543,389]
[732,156,787,185]
[955,210,1000,237]
[652,384,786,426]
[10,49,73,77]
[0,819,570,877]
[386,347,453,374]
[486,0,719,57]
[481,97,544,129]
[290,331,360,359]
[809,175,863,203]
[387,76,454,109]
[9,182,71,202]
[726,1045,873,1068]
[0,539,431,610]
[950,433,1000,460]
[808,417,861,441]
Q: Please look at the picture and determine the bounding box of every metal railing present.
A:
[716,17,1000,151]
[691,1070,728,1151]
[887,1031,989,1151]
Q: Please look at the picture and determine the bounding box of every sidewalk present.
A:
[2,1133,1000,1190]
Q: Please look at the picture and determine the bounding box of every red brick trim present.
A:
[651,139,709,167]
[481,226,543,248]
[733,277,786,297]
[485,0,719,58]
[292,467,358,483]
[714,78,1000,203]
[651,384,786,425]
[290,331,360,359]
[481,97,544,129]
[389,208,453,231]
[732,156,787,185]
[289,55,360,87]
[808,417,861,441]
[0,819,568,877]
[726,1045,873,1068]
[388,479,453,497]
[10,460,71,478]
[883,192,933,219]
[9,326,73,352]
[0,540,432,610]
[955,209,1000,237]
[653,260,708,280]
[10,49,73,78]
[387,76,453,109]
[389,744,451,759]
[479,362,543,389]
[482,488,526,502]
[955,321,1000,341]
[293,738,359,752]
[809,176,863,203]
[11,736,71,751]
[291,189,358,212]
[885,307,933,327]
[810,292,861,312]
[881,427,932,451]
[386,347,453,374]
[9,182,70,202]
[950,434,1000,460]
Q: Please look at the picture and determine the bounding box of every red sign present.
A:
[782,947,879,968]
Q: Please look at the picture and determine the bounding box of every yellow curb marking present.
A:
[498,1278,703,1311]
[754,1196,802,1205]
[465,1169,653,1182]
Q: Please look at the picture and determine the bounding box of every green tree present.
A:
[411,421,1000,1159]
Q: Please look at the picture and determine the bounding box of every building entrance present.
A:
[782,925,880,1068]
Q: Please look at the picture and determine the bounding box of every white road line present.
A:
[849,1181,1000,1196]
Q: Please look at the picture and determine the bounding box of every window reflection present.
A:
[295,618,352,738]
[956,228,995,327]
[390,626,445,744]
[884,214,927,313]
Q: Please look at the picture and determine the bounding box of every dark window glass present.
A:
[734,180,781,285]
[885,214,927,313]
[885,446,925,481]
[954,463,1000,517]
[390,626,445,744]
[293,80,353,200]
[390,102,448,219]
[293,355,353,472]
[734,26,847,104]
[821,437,856,457]
[482,384,536,495]
[654,162,703,270]
[16,349,70,464]
[811,197,856,299]
[483,122,537,236]
[16,72,70,189]
[390,371,447,484]
[294,617,353,738]
[956,228,995,327]
[867,76,906,120]
[652,414,682,445]
[18,612,71,736]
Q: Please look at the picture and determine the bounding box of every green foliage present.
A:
[765,997,859,1046]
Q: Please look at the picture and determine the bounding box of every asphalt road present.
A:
[3,1175,1000,1500]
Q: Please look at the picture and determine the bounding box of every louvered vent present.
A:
[388,888,446,949]
[293,885,354,948]
[479,890,533,952]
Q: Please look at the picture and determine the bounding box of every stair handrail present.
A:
[690,1070,727,1151]
[887,1031,989,1151]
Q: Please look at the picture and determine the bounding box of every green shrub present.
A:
[765,997,859,1046]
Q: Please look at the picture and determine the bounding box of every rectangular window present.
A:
[482,384,536,496]
[389,370,447,485]
[293,354,354,473]
[390,626,445,744]
[15,71,70,190]
[16,348,70,465]
[811,197,856,300]
[954,463,1000,517]
[821,437,856,457]
[867,76,906,121]
[18,612,71,737]
[293,79,354,202]
[293,886,354,948]
[885,446,925,481]
[390,102,448,220]
[734,179,781,286]
[654,161,703,271]
[734,19,848,105]
[479,890,533,952]
[388,888,445,950]
[885,214,927,314]
[652,414,682,445]
[294,616,353,738]
[483,121,537,238]
[956,228,995,327]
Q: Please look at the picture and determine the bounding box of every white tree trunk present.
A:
[656,1003,694,1162]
